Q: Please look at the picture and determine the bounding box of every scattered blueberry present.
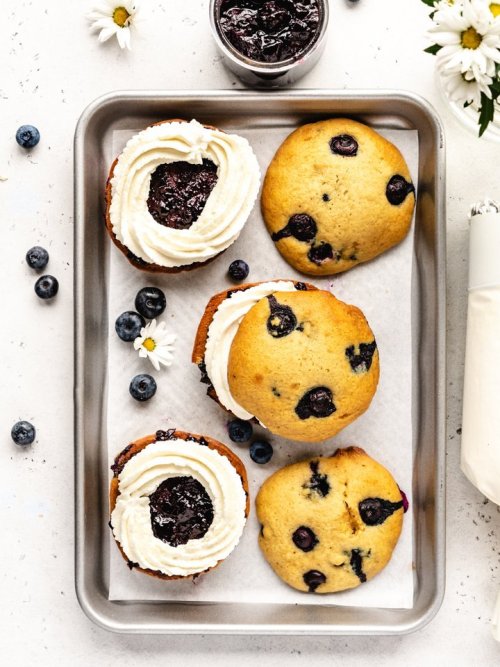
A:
[228,419,253,443]
[228,259,249,282]
[11,421,36,446]
[295,387,336,420]
[266,295,297,338]
[135,287,167,319]
[249,439,273,464]
[26,246,49,270]
[34,275,59,299]
[329,134,358,157]
[129,374,157,401]
[358,497,403,526]
[16,125,40,149]
[386,175,415,206]
[115,311,145,342]
[292,526,318,552]
[307,242,335,265]
[303,569,326,592]
[272,213,317,243]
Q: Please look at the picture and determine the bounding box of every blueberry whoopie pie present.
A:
[109,429,249,579]
[105,119,260,273]
[256,446,406,593]
[192,281,379,443]
[261,118,415,276]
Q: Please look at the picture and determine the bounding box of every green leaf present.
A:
[424,44,442,55]
[421,0,436,6]
[478,93,495,137]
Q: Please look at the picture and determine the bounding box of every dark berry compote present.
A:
[218,0,321,64]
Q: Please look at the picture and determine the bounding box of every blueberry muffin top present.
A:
[227,289,379,442]
[256,446,406,594]
[261,118,415,276]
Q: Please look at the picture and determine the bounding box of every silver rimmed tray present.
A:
[74,90,446,634]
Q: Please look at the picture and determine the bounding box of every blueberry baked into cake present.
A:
[109,429,249,579]
[192,281,380,442]
[261,118,415,275]
[256,446,406,593]
[105,119,260,273]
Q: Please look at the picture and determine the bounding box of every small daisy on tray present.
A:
[134,320,176,371]
[87,0,142,50]
[423,0,500,135]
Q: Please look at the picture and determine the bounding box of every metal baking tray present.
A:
[74,90,446,634]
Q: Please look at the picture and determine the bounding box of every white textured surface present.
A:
[2,0,500,664]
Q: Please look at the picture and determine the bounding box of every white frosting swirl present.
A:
[109,119,261,268]
[110,438,247,577]
[205,281,296,420]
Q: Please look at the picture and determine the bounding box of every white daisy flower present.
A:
[87,0,141,50]
[441,67,493,106]
[133,320,176,371]
[430,0,500,76]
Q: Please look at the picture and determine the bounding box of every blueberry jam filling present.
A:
[303,569,326,592]
[308,242,338,265]
[345,341,377,373]
[303,460,331,497]
[358,497,404,526]
[329,134,358,157]
[149,476,214,547]
[218,0,321,64]
[292,526,318,552]
[350,549,367,583]
[272,213,317,243]
[147,159,218,230]
[295,282,307,290]
[295,387,336,420]
[266,295,298,338]
[385,174,415,206]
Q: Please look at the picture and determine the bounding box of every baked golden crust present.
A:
[261,118,415,276]
[109,428,250,581]
[256,446,405,593]
[104,119,222,274]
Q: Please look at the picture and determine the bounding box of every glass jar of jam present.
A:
[210,0,329,87]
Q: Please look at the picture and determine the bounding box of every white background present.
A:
[1,0,499,664]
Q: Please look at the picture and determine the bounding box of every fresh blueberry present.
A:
[16,125,40,149]
[228,419,253,443]
[249,440,273,464]
[26,246,49,270]
[115,311,145,342]
[129,374,157,402]
[228,259,249,282]
[292,526,318,552]
[11,421,36,446]
[34,275,58,299]
[135,287,166,319]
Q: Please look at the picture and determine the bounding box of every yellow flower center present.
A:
[142,338,156,352]
[113,7,131,27]
[490,3,500,17]
[461,27,482,50]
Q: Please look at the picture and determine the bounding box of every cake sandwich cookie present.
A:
[193,282,379,442]
[105,119,261,272]
[109,428,249,579]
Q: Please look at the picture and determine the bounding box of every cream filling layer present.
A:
[204,281,297,420]
[109,120,261,267]
[110,439,247,577]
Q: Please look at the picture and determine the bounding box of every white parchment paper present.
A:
[106,124,418,609]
